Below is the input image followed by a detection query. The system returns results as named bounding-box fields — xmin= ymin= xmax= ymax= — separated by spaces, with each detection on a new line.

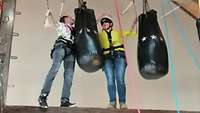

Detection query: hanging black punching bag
xmin=196 ymin=18 xmax=200 ymax=41
xmin=137 ymin=0 xmax=168 ymax=79
xmin=74 ymin=2 xmax=102 ymax=73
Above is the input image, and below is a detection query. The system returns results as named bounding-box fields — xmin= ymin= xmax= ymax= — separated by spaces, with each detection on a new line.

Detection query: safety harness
xmin=103 ymin=29 xmax=125 ymax=59
xmin=50 ymin=28 xmax=76 ymax=59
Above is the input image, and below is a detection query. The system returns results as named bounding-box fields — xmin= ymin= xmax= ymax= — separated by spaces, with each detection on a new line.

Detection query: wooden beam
xmin=192 ymin=0 xmax=198 ymax=3
xmin=171 ymin=0 xmax=199 ymax=19
xmin=4 ymin=106 xmax=200 ymax=113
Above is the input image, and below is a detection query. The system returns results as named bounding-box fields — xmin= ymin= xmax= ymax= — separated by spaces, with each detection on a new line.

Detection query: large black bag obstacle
xmin=74 ymin=2 xmax=102 ymax=72
xmin=137 ymin=0 xmax=168 ymax=79
xmin=196 ymin=18 xmax=200 ymax=41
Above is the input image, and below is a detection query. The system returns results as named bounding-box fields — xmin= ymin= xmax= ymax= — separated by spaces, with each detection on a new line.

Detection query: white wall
xmin=6 ymin=0 xmax=200 ymax=111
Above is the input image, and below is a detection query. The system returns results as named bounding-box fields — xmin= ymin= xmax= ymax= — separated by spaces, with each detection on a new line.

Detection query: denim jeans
xmin=40 ymin=43 xmax=75 ymax=102
xmin=103 ymin=53 xmax=127 ymax=103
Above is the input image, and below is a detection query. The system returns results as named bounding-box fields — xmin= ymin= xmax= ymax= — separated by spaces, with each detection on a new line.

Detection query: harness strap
xmin=103 ymin=45 xmax=124 ymax=52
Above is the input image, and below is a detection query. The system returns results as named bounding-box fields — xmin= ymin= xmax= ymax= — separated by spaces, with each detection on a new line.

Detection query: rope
xmin=46 ymin=0 xmax=50 ymax=10
xmin=78 ymin=0 xmax=84 ymax=8
xmin=121 ymin=0 xmax=138 ymax=32
xmin=113 ymin=0 xmax=141 ymax=112
xmin=59 ymin=0 xmax=65 ymax=17
xmin=132 ymin=0 xmax=138 ymax=33
xmin=160 ymin=0 xmax=181 ymax=113
xmin=44 ymin=0 xmax=57 ymax=28
xmin=113 ymin=0 xmax=127 ymax=62
xmin=44 ymin=0 xmax=51 ymax=27
xmin=159 ymin=5 xmax=180 ymax=20
xmin=121 ymin=0 xmax=133 ymax=15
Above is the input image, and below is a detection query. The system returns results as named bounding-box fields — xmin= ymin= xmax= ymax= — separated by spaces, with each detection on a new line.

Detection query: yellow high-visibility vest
xmin=99 ymin=29 xmax=137 ymax=55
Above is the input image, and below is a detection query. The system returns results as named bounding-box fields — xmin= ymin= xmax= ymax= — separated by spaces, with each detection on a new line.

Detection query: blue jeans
xmin=103 ymin=54 xmax=127 ymax=103
xmin=40 ymin=43 xmax=75 ymax=101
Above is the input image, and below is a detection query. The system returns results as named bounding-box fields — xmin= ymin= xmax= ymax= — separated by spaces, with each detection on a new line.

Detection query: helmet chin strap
xmin=108 ymin=26 xmax=113 ymax=30
xmin=106 ymin=23 xmax=113 ymax=30
xmin=103 ymin=26 xmax=112 ymax=31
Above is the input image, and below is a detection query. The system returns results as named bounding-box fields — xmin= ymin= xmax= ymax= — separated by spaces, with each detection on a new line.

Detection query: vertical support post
xmin=0 ymin=0 xmax=16 ymax=112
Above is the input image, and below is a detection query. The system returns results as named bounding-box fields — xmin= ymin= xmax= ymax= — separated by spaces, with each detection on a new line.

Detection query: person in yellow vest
xmin=99 ymin=16 xmax=137 ymax=109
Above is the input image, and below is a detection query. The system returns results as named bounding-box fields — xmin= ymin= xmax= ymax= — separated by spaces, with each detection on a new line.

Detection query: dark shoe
xmin=60 ymin=99 xmax=76 ymax=107
xmin=38 ymin=94 xmax=48 ymax=109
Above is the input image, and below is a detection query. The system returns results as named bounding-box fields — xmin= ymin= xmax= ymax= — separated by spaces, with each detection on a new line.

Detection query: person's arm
xmin=123 ymin=31 xmax=137 ymax=38
xmin=56 ymin=22 xmax=66 ymax=37
xmin=123 ymin=17 xmax=138 ymax=38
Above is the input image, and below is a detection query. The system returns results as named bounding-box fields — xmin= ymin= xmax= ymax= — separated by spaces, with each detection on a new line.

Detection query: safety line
xmin=160 ymin=0 xmax=181 ymax=113
xmin=113 ymin=0 xmax=141 ymax=112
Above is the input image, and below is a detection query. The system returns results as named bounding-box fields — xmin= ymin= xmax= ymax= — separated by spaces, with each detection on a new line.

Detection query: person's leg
xmin=60 ymin=48 xmax=75 ymax=107
xmin=38 ymin=48 xmax=65 ymax=108
xmin=103 ymin=59 xmax=116 ymax=108
xmin=114 ymin=57 xmax=127 ymax=109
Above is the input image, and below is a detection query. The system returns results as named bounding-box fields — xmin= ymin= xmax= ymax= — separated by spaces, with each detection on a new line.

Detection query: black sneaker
xmin=60 ymin=100 xmax=76 ymax=107
xmin=38 ymin=94 xmax=48 ymax=109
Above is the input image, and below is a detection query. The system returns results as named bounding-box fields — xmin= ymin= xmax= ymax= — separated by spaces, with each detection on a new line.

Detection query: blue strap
xmin=160 ymin=1 xmax=181 ymax=113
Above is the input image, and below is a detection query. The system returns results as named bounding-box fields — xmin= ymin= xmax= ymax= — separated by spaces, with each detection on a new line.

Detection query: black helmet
xmin=100 ymin=17 xmax=113 ymax=25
